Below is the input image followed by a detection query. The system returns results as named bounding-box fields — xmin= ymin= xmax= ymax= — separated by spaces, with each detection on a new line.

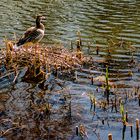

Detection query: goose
xmin=14 ymin=15 xmax=45 ymax=49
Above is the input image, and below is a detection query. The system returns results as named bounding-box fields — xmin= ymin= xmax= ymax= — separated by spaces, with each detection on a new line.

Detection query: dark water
xmin=0 ymin=0 xmax=140 ymax=140
xmin=0 ymin=0 xmax=140 ymax=45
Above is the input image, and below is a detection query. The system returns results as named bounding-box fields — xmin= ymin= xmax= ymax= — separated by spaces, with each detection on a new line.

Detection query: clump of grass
xmin=0 ymin=41 xmax=91 ymax=83
xmin=120 ymin=101 xmax=133 ymax=140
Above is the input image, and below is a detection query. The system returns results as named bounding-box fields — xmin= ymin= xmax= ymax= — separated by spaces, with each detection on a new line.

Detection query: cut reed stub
xmin=108 ymin=133 xmax=113 ymax=140
xmin=136 ymin=119 xmax=139 ymax=140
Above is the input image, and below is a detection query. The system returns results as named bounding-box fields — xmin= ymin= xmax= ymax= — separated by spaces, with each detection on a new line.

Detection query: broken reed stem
xmin=76 ymin=126 xmax=79 ymax=136
xmin=138 ymin=94 xmax=140 ymax=106
xmin=87 ymin=42 xmax=90 ymax=54
xmin=91 ymin=77 xmax=94 ymax=85
xmin=130 ymin=125 xmax=133 ymax=137
xmin=105 ymin=66 xmax=110 ymax=105
xmin=108 ymin=133 xmax=112 ymax=140
xmin=1 ymin=127 xmax=18 ymax=136
xmin=126 ymin=111 xmax=128 ymax=122
xmin=96 ymin=46 xmax=99 ymax=55
xmin=13 ymin=71 xmax=19 ymax=83
xmin=76 ymin=40 xmax=81 ymax=52
xmin=122 ymin=124 xmax=126 ymax=140
xmin=136 ymin=119 xmax=139 ymax=140
xmin=115 ymin=95 xmax=118 ymax=112
xmin=75 ymin=71 xmax=78 ymax=81
xmin=93 ymin=100 xmax=96 ymax=112
xmin=70 ymin=41 xmax=73 ymax=51
xmin=68 ymin=101 xmax=72 ymax=119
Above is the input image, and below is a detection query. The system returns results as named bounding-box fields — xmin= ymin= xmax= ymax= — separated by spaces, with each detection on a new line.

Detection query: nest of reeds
xmin=0 ymin=40 xmax=91 ymax=83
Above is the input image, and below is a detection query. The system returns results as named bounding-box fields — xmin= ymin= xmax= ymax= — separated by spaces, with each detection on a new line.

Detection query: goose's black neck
xmin=35 ymin=16 xmax=45 ymax=30
xmin=36 ymin=17 xmax=41 ymax=28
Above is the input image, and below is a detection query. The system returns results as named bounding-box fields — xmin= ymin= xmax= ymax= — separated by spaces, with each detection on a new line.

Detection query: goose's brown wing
xmin=24 ymin=27 xmax=35 ymax=37
xmin=16 ymin=27 xmax=43 ymax=46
